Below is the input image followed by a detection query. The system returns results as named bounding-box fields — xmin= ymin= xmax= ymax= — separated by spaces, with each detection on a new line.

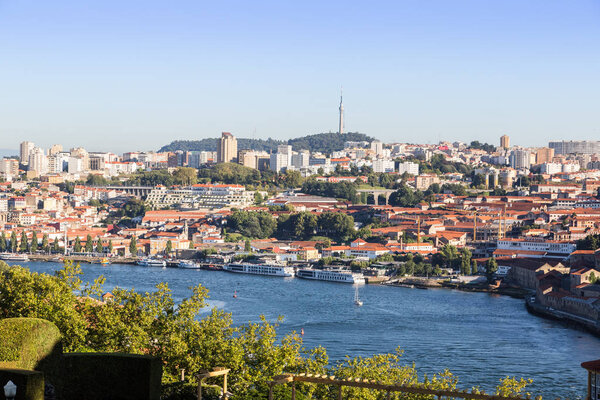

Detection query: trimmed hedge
xmin=0 ymin=318 xmax=62 ymax=371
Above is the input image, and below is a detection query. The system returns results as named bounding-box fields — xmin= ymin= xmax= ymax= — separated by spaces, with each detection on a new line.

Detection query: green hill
xmin=158 ymin=132 xmax=374 ymax=154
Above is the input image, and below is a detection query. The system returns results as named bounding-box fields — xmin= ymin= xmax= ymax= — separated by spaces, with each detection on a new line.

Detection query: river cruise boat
xmin=0 ymin=253 xmax=29 ymax=262
xmin=295 ymin=268 xmax=365 ymax=284
xmin=223 ymin=262 xmax=294 ymax=277
xmin=137 ymin=258 xmax=167 ymax=267
xmin=178 ymin=260 xmax=201 ymax=269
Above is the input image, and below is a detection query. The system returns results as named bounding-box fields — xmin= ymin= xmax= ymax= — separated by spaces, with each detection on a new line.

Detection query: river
xmin=7 ymin=260 xmax=600 ymax=399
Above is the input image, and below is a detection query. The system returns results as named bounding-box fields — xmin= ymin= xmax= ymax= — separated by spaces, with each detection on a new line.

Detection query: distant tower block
xmin=500 ymin=134 xmax=510 ymax=149
xmin=217 ymin=132 xmax=238 ymax=163
xmin=338 ymin=89 xmax=344 ymax=135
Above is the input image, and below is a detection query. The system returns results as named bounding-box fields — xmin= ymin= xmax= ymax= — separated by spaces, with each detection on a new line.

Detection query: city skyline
xmin=1 ymin=1 xmax=599 ymax=152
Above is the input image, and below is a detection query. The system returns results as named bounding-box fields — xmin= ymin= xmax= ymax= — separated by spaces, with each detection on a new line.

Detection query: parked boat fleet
xmin=1 ymin=252 xmax=365 ymax=285
xmin=138 ymin=258 xmax=365 ymax=284
xmin=217 ymin=261 xmax=364 ymax=284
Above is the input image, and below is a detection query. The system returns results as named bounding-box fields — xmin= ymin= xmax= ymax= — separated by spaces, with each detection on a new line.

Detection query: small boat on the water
xmin=50 ymin=257 xmax=63 ymax=263
xmin=100 ymin=258 xmax=110 ymax=266
xmin=354 ymin=285 xmax=363 ymax=306
xmin=0 ymin=253 xmax=29 ymax=262
xmin=137 ymin=258 xmax=167 ymax=267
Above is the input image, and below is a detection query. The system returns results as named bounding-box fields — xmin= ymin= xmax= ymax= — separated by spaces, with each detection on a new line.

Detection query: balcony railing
xmin=268 ymin=373 xmax=540 ymax=400
xmin=197 ymin=367 xmax=231 ymax=400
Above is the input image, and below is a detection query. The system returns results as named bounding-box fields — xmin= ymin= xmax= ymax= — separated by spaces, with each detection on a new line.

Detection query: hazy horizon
xmin=1 ymin=0 xmax=599 ymax=152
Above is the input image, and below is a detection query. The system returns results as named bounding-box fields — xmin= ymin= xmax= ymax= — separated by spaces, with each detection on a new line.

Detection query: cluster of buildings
xmin=6 ymin=132 xmax=600 ymax=326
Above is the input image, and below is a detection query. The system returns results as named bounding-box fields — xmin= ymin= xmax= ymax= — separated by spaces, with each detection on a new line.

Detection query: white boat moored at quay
xmin=178 ymin=260 xmax=201 ymax=269
xmin=0 ymin=253 xmax=29 ymax=262
xmin=295 ymin=268 xmax=365 ymax=284
xmin=137 ymin=258 xmax=167 ymax=267
xmin=223 ymin=262 xmax=294 ymax=277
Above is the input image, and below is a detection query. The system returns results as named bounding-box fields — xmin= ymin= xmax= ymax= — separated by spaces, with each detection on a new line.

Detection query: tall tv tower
xmin=338 ymin=88 xmax=344 ymax=135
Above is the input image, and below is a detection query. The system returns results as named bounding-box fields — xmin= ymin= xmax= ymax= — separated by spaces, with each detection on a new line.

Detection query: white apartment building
xmin=509 ymin=149 xmax=531 ymax=169
xmin=270 ymin=146 xmax=293 ymax=172
xmin=48 ymin=153 xmax=69 ymax=173
xmin=105 ymin=161 xmax=142 ymax=176
xmin=28 ymin=147 xmax=48 ymax=175
xmin=562 ymin=163 xmax=581 ymax=173
xmin=371 ymin=141 xmax=384 ymax=157
xmin=0 ymin=158 xmax=19 ymax=178
xmin=397 ymin=162 xmax=419 ymax=175
xmin=291 ymin=150 xmax=310 ymax=168
xmin=372 ymin=159 xmax=395 ymax=173
xmin=540 ymin=162 xmax=562 ymax=175
xmin=146 ymin=184 xmax=254 ymax=209
xmin=68 ymin=157 xmax=84 ymax=174
xmin=48 ymin=144 xmax=63 ymax=156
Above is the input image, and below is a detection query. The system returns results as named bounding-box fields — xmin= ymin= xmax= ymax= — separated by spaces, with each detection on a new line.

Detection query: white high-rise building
xmin=48 ymin=153 xmax=68 ymax=173
xmin=509 ymin=149 xmax=531 ymax=170
xmin=271 ymin=145 xmax=293 ymax=172
xmin=0 ymin=158 xmax=19 ymax=178
xmin=397 ymin=162 xmax=420 ymax=176
xmin=371 ymin=141 xmax=384 ymax=156
xmin=48 ymin=144 xmax=63 ymax=156
xmin=68 ymin=157 xmax=84 ymax=174
xmin=70 ymin=147 xmax=90 ymax=171
xmin=217 ymin=132 xmax=237 ymax=163
xmin=372 ymin=159 xmax=395 ymax=173
xmin=270 ymin=153 xmax=290 ymax=172
xmin=291 ymin=150 xmax=310 ymax=168
xmin=28 ymin=147 xmax=48 ymax=174
xmin=20 ymin=141 xmax=35 ymax=165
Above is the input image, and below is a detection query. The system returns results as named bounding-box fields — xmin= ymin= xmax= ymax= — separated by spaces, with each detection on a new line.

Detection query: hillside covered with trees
xmin=159 ymin=132 xmax=374 ymax=155
xmin=159 ymin=137 xmax=283 ymax=153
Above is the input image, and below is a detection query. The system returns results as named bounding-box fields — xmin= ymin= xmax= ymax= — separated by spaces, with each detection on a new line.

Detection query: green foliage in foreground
xmin=0 ymin=261 xmax=532 ymax=399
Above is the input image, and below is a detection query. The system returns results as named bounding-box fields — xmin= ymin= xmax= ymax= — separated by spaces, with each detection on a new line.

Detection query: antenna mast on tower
xmin=338 ymin=87 xmax=344 ymax=135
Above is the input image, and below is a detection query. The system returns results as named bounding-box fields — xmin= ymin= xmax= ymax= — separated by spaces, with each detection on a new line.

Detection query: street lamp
xmin=3 ymin=380 xmax=16 ymax=400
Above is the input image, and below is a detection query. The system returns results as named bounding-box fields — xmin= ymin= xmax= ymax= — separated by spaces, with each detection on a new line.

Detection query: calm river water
xmin=8 ymin=261 xmax=600 ymax=399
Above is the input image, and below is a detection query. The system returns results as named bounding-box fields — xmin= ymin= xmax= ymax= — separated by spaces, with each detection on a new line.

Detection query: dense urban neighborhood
xmin=3 ymin=133 xmax=600 ymax=331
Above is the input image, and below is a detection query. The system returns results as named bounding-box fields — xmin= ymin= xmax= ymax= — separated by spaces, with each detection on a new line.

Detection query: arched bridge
xmin=356 ymin=189 xmax=395 ymax=205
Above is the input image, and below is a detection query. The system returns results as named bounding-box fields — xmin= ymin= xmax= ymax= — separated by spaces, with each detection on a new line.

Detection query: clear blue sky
xmin=0 ymin=0 xmax=599 ymax=152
